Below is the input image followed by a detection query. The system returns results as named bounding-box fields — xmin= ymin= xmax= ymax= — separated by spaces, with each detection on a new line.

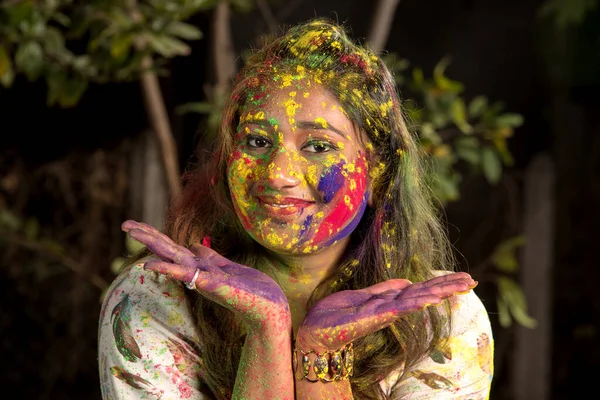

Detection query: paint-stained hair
xmin=164 ymin=18 xmax=455 ymax=399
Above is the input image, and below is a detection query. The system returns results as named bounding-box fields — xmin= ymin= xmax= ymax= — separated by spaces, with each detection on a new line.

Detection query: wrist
xmin=292 ymin=341 xmax=354 ymax=383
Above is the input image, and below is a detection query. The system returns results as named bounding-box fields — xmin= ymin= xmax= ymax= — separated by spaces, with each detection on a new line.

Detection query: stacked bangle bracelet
xmin=293 ymin=343 xmax=354 ymax=382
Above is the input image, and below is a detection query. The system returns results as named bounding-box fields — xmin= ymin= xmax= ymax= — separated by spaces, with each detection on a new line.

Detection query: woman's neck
xmin=259 ymin=237 xmax=350 ymax=335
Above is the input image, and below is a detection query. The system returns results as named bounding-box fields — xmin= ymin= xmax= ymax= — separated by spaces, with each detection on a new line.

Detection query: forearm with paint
xmin=233 ymin=314 xmax=294 ymax=400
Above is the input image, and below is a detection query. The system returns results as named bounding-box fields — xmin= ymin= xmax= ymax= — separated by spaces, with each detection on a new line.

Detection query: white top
xmin=98 ymin=261 xmax=494 ymax=399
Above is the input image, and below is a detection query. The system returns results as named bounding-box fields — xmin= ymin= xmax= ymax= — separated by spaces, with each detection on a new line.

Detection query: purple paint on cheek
xmin=298 ymin=214 xmax=313 ymax=239
xmin=317 ymin=162 xmax=345 ymax=203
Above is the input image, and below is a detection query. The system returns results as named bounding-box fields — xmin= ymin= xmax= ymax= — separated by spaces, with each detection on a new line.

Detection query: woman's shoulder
xmin=380 ymin=271 xmax=495 ymax=397
xmin=99 ymin=256 xmax=198 ymax=340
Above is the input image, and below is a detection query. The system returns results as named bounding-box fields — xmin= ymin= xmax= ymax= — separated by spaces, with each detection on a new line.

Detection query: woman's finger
xmin=377 ymin=293 xmax=443 ymax=316
xmin=143 ymin=259 xmax=199 ymax=283
xmin=128 ymin=228 xmax=195 ymax=265
xmin=360 ymin=279 xmax=413 ymax=295
xmin=122 ymin=220 xmax=177 ymax=247
xmin=419 ymin=272 xmax=474 ymax=288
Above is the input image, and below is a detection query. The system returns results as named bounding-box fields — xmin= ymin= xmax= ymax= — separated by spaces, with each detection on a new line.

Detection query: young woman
xmin=98 ymin=19 xmax=494 ymax=399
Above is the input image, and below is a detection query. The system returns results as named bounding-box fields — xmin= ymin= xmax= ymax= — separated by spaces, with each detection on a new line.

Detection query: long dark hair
xmin=161 ymin=18 xmax=455 ymax=399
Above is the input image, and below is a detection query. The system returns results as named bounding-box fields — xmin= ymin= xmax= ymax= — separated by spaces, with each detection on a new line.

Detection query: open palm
xmin=298 ymin=273 xmax=476 ymax=351
xmin=122 ymin=220 xmax=290 ymax=327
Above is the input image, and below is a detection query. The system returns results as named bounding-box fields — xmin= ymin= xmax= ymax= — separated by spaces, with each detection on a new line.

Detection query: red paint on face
xmin=312 ymin=156 xmax=368 ymax=244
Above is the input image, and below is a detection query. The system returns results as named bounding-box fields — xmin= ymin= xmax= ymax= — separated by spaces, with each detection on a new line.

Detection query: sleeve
xmin=98 ymin=260 xmax=212 ymax=400
xmin=383 ymin=289 xmax=495 ymax=400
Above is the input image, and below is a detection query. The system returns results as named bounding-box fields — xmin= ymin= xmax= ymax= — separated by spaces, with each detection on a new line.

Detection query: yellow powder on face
xmin=337 ymin=142 xmax=344 ymax=149
xmin=344 ymin=195 xmax=353 ymax=210
xmin=303 ymin=92 xmax=310 ymax=98
xmin=283 ymin=98 xmax=300 ymax=127
xmin=314 ymin=117 xmax=328 ymax=128
xmin=345 ymin=163 xmax=355 ymax=173
xmin=266 ymin=232 xmax=284 ymax=246
xmin=254 ymin=111 xmax=265 ymax=120
xmin=366 ymin=142 xmax=374 ymax=152
xmin=306 ymin=165 xmax=318 ymax=186
xmin=331 ymin=41 xmax=342 ymax=50
xmin=350 ymin=179 xmax=356 ymax=190
xmin=289 ymin=91 xmax=297 ymax=98
xmin=321 ymin=101 xmax=326 ymax=108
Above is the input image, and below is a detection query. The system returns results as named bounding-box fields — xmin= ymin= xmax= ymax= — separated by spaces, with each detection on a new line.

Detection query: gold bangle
xmin=293 ymin=343 xmax=354 ymax=382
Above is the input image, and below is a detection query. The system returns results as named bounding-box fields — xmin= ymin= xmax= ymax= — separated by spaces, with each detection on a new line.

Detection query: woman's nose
xmin=263 ymin=148 xmax=303 ymax=190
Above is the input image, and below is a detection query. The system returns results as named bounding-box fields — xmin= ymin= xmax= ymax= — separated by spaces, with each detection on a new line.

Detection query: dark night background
xmin=1 ymin=0 xmax=598 ymax=399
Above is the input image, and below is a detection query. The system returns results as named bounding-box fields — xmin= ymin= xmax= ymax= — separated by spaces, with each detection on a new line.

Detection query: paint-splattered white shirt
xmin=98 ymin=261 xmax=494 ymax=399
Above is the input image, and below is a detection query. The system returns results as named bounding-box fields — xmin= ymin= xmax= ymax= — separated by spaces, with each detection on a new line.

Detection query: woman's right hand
xmin=122 ymin=220 xmax=291 ymax=331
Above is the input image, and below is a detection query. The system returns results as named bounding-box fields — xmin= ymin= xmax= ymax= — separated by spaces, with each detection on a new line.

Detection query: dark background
xmin=1 ymin=0 xmax=598 ymax=399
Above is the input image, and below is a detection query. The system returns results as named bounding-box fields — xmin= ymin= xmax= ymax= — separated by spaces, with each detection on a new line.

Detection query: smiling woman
xmin=98 ymin=18 xmax=494 ymax=400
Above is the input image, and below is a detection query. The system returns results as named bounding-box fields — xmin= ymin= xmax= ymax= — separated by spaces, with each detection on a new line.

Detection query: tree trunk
xmin=512 ymin=153 xmax=554 ymax=400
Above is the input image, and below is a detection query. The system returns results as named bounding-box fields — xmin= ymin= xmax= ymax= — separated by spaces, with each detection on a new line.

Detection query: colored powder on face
xmin=298 ymin=214 xmax=313 ymax=240
xmin=317 ymin=161 xmax=345 ymax=203
xmin=319 ymin=194 xmax=368 ymax=247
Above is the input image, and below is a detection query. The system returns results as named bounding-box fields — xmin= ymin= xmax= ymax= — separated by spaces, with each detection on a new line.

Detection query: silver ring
xmin=185 ymin=268 xmax=200 ymax=291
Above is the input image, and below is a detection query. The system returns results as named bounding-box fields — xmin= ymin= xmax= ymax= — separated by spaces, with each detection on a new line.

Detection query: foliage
xmin=382 ymin=54 xmax=523 ymax=204
xmin=0 ymin=0 xmax=212 ymax=107
xmin=539 ymin=0 xmax=598 ymax=28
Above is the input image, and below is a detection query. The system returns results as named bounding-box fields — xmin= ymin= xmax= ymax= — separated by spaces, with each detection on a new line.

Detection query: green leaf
xmin=412 ymin=67 xmax=424 ymax=88
xmin=495 ymin=113 xmax=524 ymax=128
xmin=481 ymin=147 xmax=502 ymax=184
xmin=433 ymin=57 xmax=463 ymax=94
xmin=455 ymin=136 xmax=481 ymax=165
xmin=165 ymin=21 xmax=203 ymax=40
xmin=496 ymin=295 xmax=512 ymax=328
xmin=0 ymin=45 xmax=12 ymax=78
xmin=59 ymin=76 xmax=88 ymax=108
xmin=0 ymin=209 xmax=22 ymax=231
xmin=15 ymin=41 xmax=44 ymax=81
xmin=491 ymin=235 xmax=527 ymax=273
xmin=468 ymin=96 xmax=488 ymax=118
xmin=0 ymin=68 xmax=15 ymax=88
xmin=450 ymin=98 xmax=472 ymax=133
xmin=23 ymin=217 xmax=40 ymax=240
xmin=110 ymin=35 xmax=133 ymax=61
xmin=149 ymin=35 xmax=191 ymax=57
xmin=497 ymin=276 xmax=537 ymax=329
xmin=44 ymin=27 xmax=66 ymax=54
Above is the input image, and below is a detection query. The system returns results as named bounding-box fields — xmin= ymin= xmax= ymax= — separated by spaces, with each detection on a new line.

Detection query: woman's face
xmin=227 ymin=80 xmax=371 ymax=255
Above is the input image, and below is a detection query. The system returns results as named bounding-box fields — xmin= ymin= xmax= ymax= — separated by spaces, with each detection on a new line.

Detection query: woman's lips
xmin=256 ymin=196 xmax=315 ymax=216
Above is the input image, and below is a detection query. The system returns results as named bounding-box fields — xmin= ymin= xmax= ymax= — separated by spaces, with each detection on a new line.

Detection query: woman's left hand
xmin=296 ymin=273 xmax=476 ymax=351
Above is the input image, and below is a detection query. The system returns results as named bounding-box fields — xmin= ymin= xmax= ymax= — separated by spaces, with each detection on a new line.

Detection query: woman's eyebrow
xmin=295 ymin=120 xmax=345 ymax=138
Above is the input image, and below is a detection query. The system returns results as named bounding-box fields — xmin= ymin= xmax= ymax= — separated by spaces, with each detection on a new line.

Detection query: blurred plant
xmin=383 ymin=54 xmax=523 ymax=204
xmin=0 ymin=0 xmax=212 ymax=106
xmin=539 ymin=0 xmax=597 ymax=28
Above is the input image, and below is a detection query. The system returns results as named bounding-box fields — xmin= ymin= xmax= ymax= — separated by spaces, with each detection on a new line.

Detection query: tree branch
xmin=2 ymin=233 xmax=109 ymax=290
xmin=367 ymin=0 xmax=401 ymax=53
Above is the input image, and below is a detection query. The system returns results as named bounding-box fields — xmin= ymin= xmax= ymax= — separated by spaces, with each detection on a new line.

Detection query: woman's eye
xmin=246 ymin=135 xmax=272 ymax=148
xmin=303 ymin=141 xmax=336 ymax=153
